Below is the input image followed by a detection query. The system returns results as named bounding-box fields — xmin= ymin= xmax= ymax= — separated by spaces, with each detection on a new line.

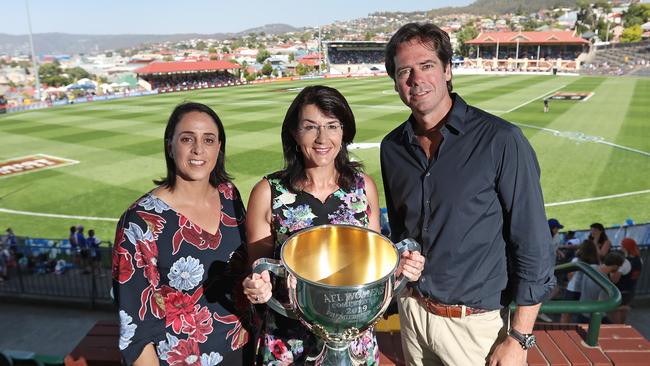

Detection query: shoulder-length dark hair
xmin=278 ymin=85 xmax=362 ymax=192
xmin=154 ymin=102 xmax=231 ymax=189
xmin=588 ymin=222 xmax=609 ymax=245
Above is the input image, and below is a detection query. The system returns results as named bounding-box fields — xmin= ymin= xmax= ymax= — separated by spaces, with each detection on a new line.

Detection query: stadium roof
xmin=134 ymin=61 xmax=240 ymax=75
xmin=466 ymin=31 xmax=589 ymax=45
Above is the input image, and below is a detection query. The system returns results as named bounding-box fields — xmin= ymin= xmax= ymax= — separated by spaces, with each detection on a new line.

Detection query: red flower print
xmin=131 ymin=227 xmax=159 ymax=289
xmin=167 ymin=338 xmax=202 ymax=366
xmin=221 ymin=211 xmax=239 ymax=227
xmin=269 ymin=338 xmax=289 ymax=360
xmin=214 ymin=311 xmax=249 ymax=350
xmin=218 ymin=182 xmax=236 ymax=200
xmin=111 ymin=228 xmax=134 ymax=284
xmin=172 ymin=214 xmax=208 ymax=254
xmin=164 ymin=287 xmax=204 ymax=334
xmin=181 ymin=305 xmax=213 ymax=343
xmin=137 ymin=211 xmax=166 ymax=240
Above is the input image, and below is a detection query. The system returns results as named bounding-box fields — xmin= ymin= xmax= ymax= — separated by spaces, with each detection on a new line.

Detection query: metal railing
xmin=512 ymin=261 xmax=622 ymax=346
xmin=0 ymin=242 xmax=114 ymax=308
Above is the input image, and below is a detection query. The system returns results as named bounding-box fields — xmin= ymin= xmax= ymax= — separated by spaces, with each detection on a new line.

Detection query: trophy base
xmin=306 ymin=341 xmax=366 ymax=366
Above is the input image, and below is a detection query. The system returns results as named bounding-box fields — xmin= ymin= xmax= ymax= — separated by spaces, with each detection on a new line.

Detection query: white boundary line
xmin=502 ymin=84 xmax=567 ymax=114
xmin=0 ymin=207 xmax=119 ymax=222
xmin=545 ymin=189 xmax=650 ymax=207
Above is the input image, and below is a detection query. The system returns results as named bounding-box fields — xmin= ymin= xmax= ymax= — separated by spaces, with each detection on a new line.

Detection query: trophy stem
xmin=308 ymin=341 xmax=366 ymax=366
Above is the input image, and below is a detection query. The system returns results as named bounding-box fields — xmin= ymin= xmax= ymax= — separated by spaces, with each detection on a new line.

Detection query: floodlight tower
xmin=25 ymin=0 xmax=42 ymax=101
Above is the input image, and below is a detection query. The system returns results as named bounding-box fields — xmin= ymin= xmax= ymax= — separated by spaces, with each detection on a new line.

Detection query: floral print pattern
xmin=112 ymin=184 xmax=249 ymax=365
xmin=168 ymin=256 xmax=204 ymax=291
xmin=258 ymin=172 xmax=378 ymax=365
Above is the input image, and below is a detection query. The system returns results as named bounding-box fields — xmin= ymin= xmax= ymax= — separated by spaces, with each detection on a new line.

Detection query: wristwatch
xmin=508 ymin=328 xmax=536 ymax=350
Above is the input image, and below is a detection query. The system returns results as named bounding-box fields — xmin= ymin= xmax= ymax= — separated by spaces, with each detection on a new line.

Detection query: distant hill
xmin=0 ymin=23 xmax=302 ymax=56
xmin=373 ymin=0 xmax=577 ymax=17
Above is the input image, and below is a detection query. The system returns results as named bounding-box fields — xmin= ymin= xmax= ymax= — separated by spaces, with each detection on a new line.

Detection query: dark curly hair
xmin=277 ymin=85 xmax=362 ymax=192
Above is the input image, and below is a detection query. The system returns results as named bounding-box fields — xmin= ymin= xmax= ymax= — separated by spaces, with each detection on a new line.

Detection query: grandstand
xmin=134 ymin=60 xmax=241 ymax=92
xmin=324 ymin=41 xmax=387 ymax=75
xmin=464 ymin=31 xmax=590 ymax=72
xmin=581 ymin=40 xmax=650 ymax=77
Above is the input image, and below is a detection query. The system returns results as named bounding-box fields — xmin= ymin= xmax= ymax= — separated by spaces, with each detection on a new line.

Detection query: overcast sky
xmin=2 ymin=0 xmax=474 ymax=35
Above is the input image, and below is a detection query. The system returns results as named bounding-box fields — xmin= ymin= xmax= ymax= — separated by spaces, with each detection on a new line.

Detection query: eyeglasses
xmin=297 ymin=123 xmax=344 ymax=136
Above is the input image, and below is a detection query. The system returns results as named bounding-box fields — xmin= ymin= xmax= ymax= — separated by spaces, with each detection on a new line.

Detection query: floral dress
xmin=257 ymin=172 xmax=379 ymax=365
xmin=112 ymin=183 xmax=251 ymax=365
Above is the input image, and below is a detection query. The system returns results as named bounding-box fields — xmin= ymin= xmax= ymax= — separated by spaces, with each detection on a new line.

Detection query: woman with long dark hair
xmin=112 ymin=102 xmax=250 ymax=365
xmin=589 ymin=222 xmax=611 ymax=260
xmin=242 ymin=85 xmax=424 ymax=365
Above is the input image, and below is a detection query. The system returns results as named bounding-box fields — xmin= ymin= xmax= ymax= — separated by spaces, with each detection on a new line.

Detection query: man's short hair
xmin=385 ymin=22 xmax=453 ymax=93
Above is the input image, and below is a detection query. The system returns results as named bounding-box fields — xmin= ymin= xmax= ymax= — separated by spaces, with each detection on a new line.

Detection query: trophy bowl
xmin=253 ymin=224 xmax=419 ymax=366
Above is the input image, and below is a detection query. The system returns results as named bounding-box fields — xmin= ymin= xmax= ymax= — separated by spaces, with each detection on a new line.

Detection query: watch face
xmin=523 ymin=335 xmax=536 ymax=349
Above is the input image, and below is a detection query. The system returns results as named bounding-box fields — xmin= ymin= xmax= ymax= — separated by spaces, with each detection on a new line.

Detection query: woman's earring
xmin=295 ymin=145 xmax=301 ymax=153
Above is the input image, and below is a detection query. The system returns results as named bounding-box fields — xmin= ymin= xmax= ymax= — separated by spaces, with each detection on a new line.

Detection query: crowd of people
xmin=143 ymin=72 xmax=238 ymax=91
xmin=548 ymin=219 xmax=644 ymax=325
xmin=327 ymin=49 xmax=385 ymax=64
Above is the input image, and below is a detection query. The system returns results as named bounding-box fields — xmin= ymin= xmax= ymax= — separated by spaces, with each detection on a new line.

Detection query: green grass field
xmin=1 ymin=74 xmax=649 ymax=242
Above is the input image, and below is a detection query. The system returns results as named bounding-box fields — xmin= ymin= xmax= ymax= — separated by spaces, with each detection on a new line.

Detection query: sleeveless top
xmin=256 ymin=171 xmax=379 ymax=365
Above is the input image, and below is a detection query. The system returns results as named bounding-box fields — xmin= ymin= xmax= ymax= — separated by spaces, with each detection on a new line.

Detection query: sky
xmin=1 ymin=0 xmax=474 ymax=35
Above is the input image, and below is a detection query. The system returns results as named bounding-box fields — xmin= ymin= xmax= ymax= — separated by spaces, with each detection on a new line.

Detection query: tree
xmin=221 ymin=45 xmax=230 ymax=53
xmin=256 ymin=48 xmax=271 ymax=64
xmin=105 ymin=51 xmax=113 ymax=57
xmin=163 ymin=55 xmax=174 ymax=62
xmin=364 ymin=32 xmax=375 ymax=41
xmin=208 ymin=46 xmax=217 ymax=54
xmin=288 ymin=52 xmax=295 ymax=62
xmin=66 ymin=67 xmax=91 ymax=82
xmin=620 ymin=25 xmax=643 ymax=43
xmin=623 ymin=3 xmax=650 ymax=27
xmin=39 ymin=61 xmax=68 ymax=87
xmin=456 ymin=25 xmax=479 ymax=57
xmin=261 ymin=62 xmax=273 ymax=76
xmin=296 ymin=63 xmax=311 ymax=76
xmin=196 ymin=41 xmax=207 ymax=50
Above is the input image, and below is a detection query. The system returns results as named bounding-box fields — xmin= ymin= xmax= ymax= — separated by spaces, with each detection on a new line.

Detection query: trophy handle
xmin=252 ymin=258 xmax=296 ymax=319
xmin=393 ymin=238 xmax=421 ymax=295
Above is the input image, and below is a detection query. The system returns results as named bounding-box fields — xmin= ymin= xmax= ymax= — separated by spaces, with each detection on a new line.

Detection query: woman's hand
xmin=243 ymin=270 xmax=272 ymax=304
xmin=396 ymin=251 xmax=425 ymax=282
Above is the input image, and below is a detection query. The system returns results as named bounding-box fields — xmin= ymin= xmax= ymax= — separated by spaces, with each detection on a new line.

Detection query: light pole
xmin=25 ymin=0 xmax=41 ymax=101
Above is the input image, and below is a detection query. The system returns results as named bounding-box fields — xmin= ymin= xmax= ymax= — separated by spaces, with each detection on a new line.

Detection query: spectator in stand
xmin=5 ymin=228 xmax=17 ymax=254
xmin=68 ymin=225 xmax=79 ymax=266
xmin=86 ymin=229 xmax=101 ymax=272
xmin=560 ymin=240 xmax=599 ymax=323
xmin=589 ymin=222 xmax=611 ymax=261
xmin=0 ymin=235 xmax=10 ymax=281
xmin=578 ymin=252 xmax=624 ymax=323
xmin=559 ymin=230 xmax=581 ymax=262
xmin=76 ymin=225 xmax=89 ymax=274
xmin=608 ymin=238 xmax=644 ymax=323
xmin=548 ymin=218 xmax=564 ymax=262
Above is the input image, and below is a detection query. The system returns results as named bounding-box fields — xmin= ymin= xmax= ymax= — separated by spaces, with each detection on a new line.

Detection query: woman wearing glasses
xmin=242 ymin=85 xmax=424 ymax=365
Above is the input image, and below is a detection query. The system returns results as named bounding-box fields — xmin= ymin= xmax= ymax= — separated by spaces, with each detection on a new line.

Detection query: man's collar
xmin=400 ymin=93 xmax=467 ymax=140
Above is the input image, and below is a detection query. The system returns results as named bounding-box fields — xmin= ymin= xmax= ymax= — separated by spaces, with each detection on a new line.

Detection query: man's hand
xmin=396 ymin=250 xmax=425 ymax=281
xmin=488 ymin=335 xmax=526 ymax=366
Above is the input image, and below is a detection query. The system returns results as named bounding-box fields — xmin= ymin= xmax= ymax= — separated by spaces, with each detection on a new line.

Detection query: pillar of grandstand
xmin=324 ymin=41 xmax=387 ymax=75
xmin=134 ymin=60 xmax=241 ymax=93
xmin=464 ymin=31 xmax=589 ymax=72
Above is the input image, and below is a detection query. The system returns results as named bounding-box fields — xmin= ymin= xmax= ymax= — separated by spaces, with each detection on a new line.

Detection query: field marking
xmin=502 ymin=84 xmax=567 ymax=114
xmin=545 ymin=189 xmax=650 ymax=207
xmin=0 ymin=154 xmax=80 ymax=180
xmin=515 ymin=122 xmax=650 ymax=157
xmin=0 ymin=207 xmax=119 ymax=222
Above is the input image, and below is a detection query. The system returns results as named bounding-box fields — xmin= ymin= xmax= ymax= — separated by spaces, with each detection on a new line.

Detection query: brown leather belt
xmin=412 ymin=291 xmax=489 ymax=318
